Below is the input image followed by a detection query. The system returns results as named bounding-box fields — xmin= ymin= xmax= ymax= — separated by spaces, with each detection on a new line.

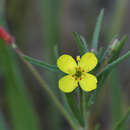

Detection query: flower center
xmin=75 ymin=70 xmax=82 ymax=78
xmin=72 ymin=56 xmax=85 ymax=80
xmin=72 ymin=67 xmax=85 ymax=80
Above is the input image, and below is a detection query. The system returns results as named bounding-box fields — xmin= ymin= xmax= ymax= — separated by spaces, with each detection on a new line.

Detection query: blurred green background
xmin=0 ymin=0 xmax=129 ymax=130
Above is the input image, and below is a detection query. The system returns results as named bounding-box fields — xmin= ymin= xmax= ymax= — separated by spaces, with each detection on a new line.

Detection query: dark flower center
xmin=75 ymin=70 xmax=82 ymax=78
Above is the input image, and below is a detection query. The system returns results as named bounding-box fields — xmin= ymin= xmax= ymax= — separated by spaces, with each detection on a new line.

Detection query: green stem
xmin=65 ymin=93 xmax=85 ymax=127
xmin=82 ymin=92 xmax=88 ymax=130
xmin=80 ymin=88 xmax=83 ymax=117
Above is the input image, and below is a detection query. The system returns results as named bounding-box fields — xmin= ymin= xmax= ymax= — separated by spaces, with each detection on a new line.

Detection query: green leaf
xmin=109 ymin=69 xmax=124 ymax=129
xmin=73 ymin=32 xmax=86 ymax=54
xmin=65 ymin=93 xmax=85 ymax=127
xmin=91 ymin=9 xmax=104 ymax=49
xmin=114 ymin=108 xmax=130 ymax=130
xmin=54 ymin=44 xmax=60 ymax=59
xmin=23 ymin=55 xmax=61 ymax=73
xmin=80 ymin=35 xmax=89 ymax=52
xmin=97 ymin=51 xmax=130 ymax=78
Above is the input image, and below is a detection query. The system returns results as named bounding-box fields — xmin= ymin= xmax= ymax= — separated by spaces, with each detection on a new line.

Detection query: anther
xmin=76 ymin=56 xmax=80 ymax=62
xmin=82 ymin=70 xmax=85 ymax=72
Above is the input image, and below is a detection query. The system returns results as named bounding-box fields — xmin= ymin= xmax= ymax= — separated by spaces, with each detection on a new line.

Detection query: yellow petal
xmin=57 ymin=54 xmax=77 ymax=74
xmin=79 ymin=52 xmax=98 ymax=72
xmin=59 ymin=75 xmax=78 ymax=93
xmin=79 ymin=73 xmax=97 ymax=92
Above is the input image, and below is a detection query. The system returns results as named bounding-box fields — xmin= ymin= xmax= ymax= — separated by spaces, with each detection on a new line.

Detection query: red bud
xmin=0 ymin=26 xmax=15 ymax=45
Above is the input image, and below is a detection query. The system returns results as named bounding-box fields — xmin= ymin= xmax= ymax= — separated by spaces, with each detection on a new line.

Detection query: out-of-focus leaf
xmin=110 ymin=70 xmax=123 ymax=129
xmin=114 ymin=108 xmax=130 ymax=130
xmin=40 ymin=0 xmax=62 ymax=129
xmin=0 ymin=112 xmax=8 ymax=130
xmin=94 ymin=124 xmax=100 ymax=130
xmin=0 ymin=41 xmax=41 ymax=130
xmin=0 ymin=15 xmax=41 ymax=129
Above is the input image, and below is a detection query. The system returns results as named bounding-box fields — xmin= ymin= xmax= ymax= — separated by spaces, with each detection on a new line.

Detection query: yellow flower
xmin=57 ymin=52 xmax=98 ymax=93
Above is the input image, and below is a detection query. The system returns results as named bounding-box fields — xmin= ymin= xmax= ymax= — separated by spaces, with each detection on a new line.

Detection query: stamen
xmin=76 ymin=56 xmax=80 ymax=62
xmin=79 ymin=66 xmax=81 ymax=70
xmin=75 ymin=78 xmax=78 ymax=80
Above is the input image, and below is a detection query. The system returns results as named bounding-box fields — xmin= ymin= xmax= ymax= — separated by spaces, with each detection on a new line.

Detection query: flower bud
xmin=0 ymin=26 xmax=15 ymax=45
xmin=109 ymin=38 xmax=120 ymax=52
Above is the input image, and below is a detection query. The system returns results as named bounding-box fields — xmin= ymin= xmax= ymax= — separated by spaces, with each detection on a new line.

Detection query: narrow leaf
xmin=23 ymin=55 xmax=61 ymax=73
xmin=80 ymin=35 xmax=89 ymax=52
xmin=97 ymin=51 xmax=130 ymax=78
xmin=110 ymin=69 xmax=124 ymax=129
xmin=91 ymin=9 xmax=104 ymax=49
xmin=114 ymin=108 xmax=130 ymax=130
xmin=65 ymin=93 xmax=85 ymax=127
xmin=73 ymin=32 xmax=86 ymax=54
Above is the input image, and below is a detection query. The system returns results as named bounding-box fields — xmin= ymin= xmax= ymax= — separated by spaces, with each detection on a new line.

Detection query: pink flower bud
xmin=0 ymin=26 xmax=15 ymax=45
